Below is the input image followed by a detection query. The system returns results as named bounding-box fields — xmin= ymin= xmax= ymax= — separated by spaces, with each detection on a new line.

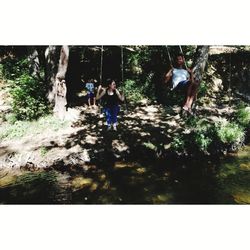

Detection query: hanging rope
xmin=121 ymin=46 xmax=124 ymax=83
xmin=120 ymin=46 xmax=128 ymax=112
xmin=166 ymin=45 xmax=173 ymax=68
xmin=179 ymin=45 xmax=188 ymax=69
xmin=98 ymin=46 xmax=104 ymax=116
xmin=229 ymin=52 xmax=232 ymax=107
xmin=100 ymin=45 xmax=103 ymax=83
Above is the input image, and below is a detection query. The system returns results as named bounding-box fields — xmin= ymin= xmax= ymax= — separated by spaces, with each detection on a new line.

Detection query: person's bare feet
xmin=182 ymin=105 xmax=189 ymax=111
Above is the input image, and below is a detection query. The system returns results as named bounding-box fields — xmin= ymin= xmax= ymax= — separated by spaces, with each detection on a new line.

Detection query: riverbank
xmin=0 ymin=143 xmax=249 ymax=204
xmin=0 ymin=92 xmax=249 ymax=170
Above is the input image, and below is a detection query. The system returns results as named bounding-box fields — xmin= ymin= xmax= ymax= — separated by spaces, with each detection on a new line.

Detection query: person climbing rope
xmin=96 ymin=79 xmax=124 ymax=131
xmin=165 ymin=53 xmax=197 ymax=114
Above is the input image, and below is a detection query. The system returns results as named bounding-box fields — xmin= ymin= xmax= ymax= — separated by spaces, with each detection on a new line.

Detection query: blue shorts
xmin=87 ymin=92 xmax=94 ymax=99
xmin=178 ymin=80 xmax=190 ymax=87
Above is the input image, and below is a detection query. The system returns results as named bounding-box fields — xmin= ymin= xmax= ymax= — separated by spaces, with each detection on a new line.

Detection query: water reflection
xmin=0 ymin=146 xmax=249 ymax=204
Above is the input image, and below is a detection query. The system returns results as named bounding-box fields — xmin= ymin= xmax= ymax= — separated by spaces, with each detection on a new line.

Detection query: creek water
xmin=0 ymin=145 xmax=249 ymax=204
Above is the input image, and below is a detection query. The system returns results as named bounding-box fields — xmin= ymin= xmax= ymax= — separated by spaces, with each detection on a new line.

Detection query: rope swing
xmin=121 ymin=46 xmax=124 ymax=83
xmin=100 ymin=45 xmax=104 ymax=84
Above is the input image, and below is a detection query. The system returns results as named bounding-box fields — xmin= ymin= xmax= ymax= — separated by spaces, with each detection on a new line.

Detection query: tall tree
xmin=53 ymin=46 xmax=70 ymax=119
xmin=45 ymin=46 xmax=61 ymax=103
xmin=192 ymin=46 xmax=210 ymax=83
xmin=28 ymin=46 xmax=44 ymax=82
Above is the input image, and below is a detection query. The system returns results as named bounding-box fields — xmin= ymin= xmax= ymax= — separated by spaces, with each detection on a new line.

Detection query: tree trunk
xmin=192 ymin=46 xmax=210 ymax=83
xmin=54 ymin=46 xmax=70 ymax=120
xmin=45 ymin=46 xmax=61 ymax=103
xmin=28 ymin=46 xmax=43 ymax=82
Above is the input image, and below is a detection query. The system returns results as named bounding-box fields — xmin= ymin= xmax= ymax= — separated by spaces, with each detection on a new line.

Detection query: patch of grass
xmin=0 ymin=115 xmax=69 ymax=141
xmin=143 ymin=142 xmax=157 ymax=151
xmin=5 ymin=113 xmax=18 ymax=125
xmin=215 ymin=120 xmax=245 ymax=149
xmin=40 ymin=146 xmax=49 ymax=157
xmin=193 ymin=132 xmax=212 ymax=153
xmin=235 ymin=106 xmax=250 ymax=128
xmin=171 ymin=136 xmax=186 ymax=153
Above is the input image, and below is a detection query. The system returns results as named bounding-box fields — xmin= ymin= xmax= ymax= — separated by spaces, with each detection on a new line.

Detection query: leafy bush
xmin=121 ymin=80 xmax=145 ymax=103
xmin=198 ymin=81 xmax=208 ymax=97
xmin=235 ymin=106 xmax=250 ymax=128
xmin=181 ymin=117 xmax=246 ymax=154
xmin=171 ymin=136 xmax=186 ymax=153
xmin=10 ymin=73 xmax=49 ymax=120
xmin=1 ymin=57 xmax=49 ymax=121
xmin=215 ymin=121 xmax=245 ymax=149
xmin=193 ymin=130 xmax=212 ymax=153
xmin=1 ymin=57 xmax=29 ymax=80
xmin=5 ymin=113 xmax=18 ymax=125
xmin=186 ymin=118 xmax=214 ymax=153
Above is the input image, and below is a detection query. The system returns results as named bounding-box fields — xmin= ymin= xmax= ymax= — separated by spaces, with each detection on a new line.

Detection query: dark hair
xmin=176 ymin=53 xmax=184 ymax=58
xmin=106 ymin=79 xmax=116 ymax=86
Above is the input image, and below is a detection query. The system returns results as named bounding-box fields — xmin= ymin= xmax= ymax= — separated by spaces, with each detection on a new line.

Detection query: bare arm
xmin=96 ymin=85 xmax=106 ymax=100
xmin=165 ymin=69 xmax=173 ymax=84
xmin=116 ymin=89 xmax=125 ymax=102
xmin=64 ymin=86 xmax=67 ymax=97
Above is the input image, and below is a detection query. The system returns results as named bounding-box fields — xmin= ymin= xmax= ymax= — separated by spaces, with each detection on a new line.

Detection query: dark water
xmin=0 ymin=146 xmax=250 ymax=204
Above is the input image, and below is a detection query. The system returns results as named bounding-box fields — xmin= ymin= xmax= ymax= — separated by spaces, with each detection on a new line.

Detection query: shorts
xmin=87 ymin=92 xmax=95 ymax=99
xmin=178 ymin=80 xmax=190 ymax=87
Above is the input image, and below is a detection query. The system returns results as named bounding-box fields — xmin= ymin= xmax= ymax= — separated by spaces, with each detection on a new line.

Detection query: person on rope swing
xmin=96 ymin=79 xmax=124 ymax=131
xmin=85 ymin=79 xmax=96 ymax=108
xmin=165 ymin=53 xmax=198 ymax=114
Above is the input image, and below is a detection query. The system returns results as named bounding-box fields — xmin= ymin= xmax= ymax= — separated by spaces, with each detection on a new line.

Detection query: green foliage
xmin=171 ymin=136 xmax=186 ymax=152
xmin=0 ymin=115 xmax=69 ymax=141
xmin=40 ymin=146 xmax=49 ymax=156
xmin=10 ymin=73 xmax=49 ymax=120
xmin=176 ymin=116 xmax=246 ymax=155
xmin=122 ymin=80 xmax=145 ymax=103
xmin=5 ymin=113 xmax=18 ymax=125
xmin=1 ymin=57 xmax=29 ymax=80
xmin=194 ymin=133 xmax=212 ymax=153
xmin=215 ymin=121 xmax=245 ymax=148
xmin=1 ymin=57 xmax=49 ymax=121
xmin=186 ymin=118 xmax=214 ymax=153
xmin=0 ymin=64 xmax=3 ymax=79
xmin=193 ymin=124 xmax=213 ymax=153
xmin=143 ymin=142 xmax=157 ymax=151
xmin=198 ymin=81 xmax=208 ymax=97
xmin=235 ymin=106 xmax=250 ymax=128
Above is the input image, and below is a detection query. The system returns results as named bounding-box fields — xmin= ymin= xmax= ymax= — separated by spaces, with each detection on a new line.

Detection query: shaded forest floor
xmin=0 ymin=88 xmax=241 ymax=170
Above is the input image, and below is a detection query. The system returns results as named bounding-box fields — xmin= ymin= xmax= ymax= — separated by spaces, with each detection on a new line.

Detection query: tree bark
xmin=54 ymin=46 xmax=70 ymax=119
xmin=28 ymin=46 xmax=43 ymax=82
xmin=192 ymin=46 xmax=210 ymax=83
xmin=45 ymin=46 xmax=61 ymax=103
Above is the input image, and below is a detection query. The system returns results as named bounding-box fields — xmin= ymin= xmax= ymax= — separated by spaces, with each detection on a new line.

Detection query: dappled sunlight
xmin=71 ymin=176 xmax=93 ymax=191
xmin=0 ymin=145 xmax=250 ymax=204
xmin=0 ymin=45 xmax=250 ymax=204
xmin=232 ymin=191 xmax=250 ymax=204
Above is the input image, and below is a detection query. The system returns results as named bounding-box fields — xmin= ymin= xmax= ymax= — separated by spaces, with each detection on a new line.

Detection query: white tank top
xmin=172 ymin=68 xmax=189 ymax=89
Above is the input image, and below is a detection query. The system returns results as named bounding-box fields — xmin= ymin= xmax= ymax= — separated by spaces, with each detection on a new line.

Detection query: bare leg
xmin=93 ymin=97 xmax=96 ymax=107
xmin=183 ymin=81 xmax=193 ymax=110
xmin=88 ymin=98 xmax=91 ymax=107
xmin=187 ymin=80 xmax=199 ymax=109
